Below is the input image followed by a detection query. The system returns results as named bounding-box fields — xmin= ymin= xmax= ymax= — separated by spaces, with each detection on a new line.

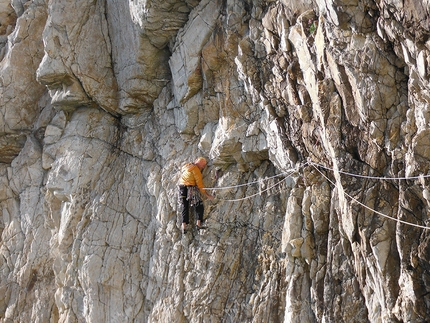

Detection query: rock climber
xmin=179 ymin=157 xmax=214 ymax=233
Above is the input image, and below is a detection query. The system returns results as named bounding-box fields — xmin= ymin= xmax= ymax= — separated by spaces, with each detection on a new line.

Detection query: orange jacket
xmin=179 ymin=163 xmax=207 ymax=194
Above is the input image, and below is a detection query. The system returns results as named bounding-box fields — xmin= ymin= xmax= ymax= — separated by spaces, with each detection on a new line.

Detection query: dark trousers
xmin=179 ymin=185 xmax=204 ymax=224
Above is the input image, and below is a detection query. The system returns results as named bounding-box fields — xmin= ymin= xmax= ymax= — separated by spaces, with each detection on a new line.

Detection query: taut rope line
xmin=201 ymin=160 xmax=430 ymax=229
xmin=206 ymin=163 xmax=306 ymax=202
xmin=311 ymin=163 xmax=430 ymax=230
xmin=217 ymin=172 xmax=292 ymax=202
xmin=310 ymin=161 xmax=430 ymax=181
xmin=206 ymin=163 xmax=306 ymax=191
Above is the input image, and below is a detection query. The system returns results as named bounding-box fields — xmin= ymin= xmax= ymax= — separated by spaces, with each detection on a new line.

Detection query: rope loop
xmin=310 ymin=162 xmax=430 ymax=230
xmin=204 ymin=160 xmax=430 ymax=229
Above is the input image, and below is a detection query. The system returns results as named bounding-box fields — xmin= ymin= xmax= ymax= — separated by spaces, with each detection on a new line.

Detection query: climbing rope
xmin=309 ymin=161 xmax=430 ymax=181
xmin=199 ymin=160 xmax=430 ymax=229
xmin=217 ymin=174 xmax=291 ymax=202
xmin=207 ymin=164 xmax=304 ymax=202
xmin=206 ymin=164 xmax=304 ymax=191
xmin=311 ymin=163 xmax=430 ymax=230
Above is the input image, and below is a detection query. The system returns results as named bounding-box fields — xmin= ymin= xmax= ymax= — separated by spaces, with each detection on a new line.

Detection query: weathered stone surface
xmin=0 ymin=0 xmax=46 ymax=162
xmin=1 ymin=0 xmax=430 ymax=322
xmin=169 ymin=0 xmax=222 ymax=105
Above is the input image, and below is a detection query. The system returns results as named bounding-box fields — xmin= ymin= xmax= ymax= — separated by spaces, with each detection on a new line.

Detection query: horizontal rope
xmin=311 ymin=163 xmax=430 ymax=230
xmin=207 ymin=163 xmax=306 ymax=191
xmin=310 ymin=161 xmax=430 ymax=181
xmin=198 ymin=159 xmax=430 ymax=229
xmin=218 ymin=172 xmax=292 ymax=202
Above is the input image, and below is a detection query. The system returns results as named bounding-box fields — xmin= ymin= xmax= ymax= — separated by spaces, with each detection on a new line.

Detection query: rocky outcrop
xmin=1 ymin=0 xmax=430 ymax=322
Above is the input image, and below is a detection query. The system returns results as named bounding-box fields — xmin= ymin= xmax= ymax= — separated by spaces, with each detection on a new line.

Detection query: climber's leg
xmin=179 ymin=185 xmax=189 ymax=232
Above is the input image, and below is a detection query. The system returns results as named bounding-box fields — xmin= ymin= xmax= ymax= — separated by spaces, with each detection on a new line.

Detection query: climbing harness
xmin=187 ymin=186 xmax=202 ymax=206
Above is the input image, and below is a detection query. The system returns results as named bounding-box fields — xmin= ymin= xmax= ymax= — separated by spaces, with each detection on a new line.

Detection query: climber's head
xmin=194 ymin=157 xmax=207 ymax=171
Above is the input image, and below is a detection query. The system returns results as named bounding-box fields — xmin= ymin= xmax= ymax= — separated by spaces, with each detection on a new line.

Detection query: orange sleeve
xmin=191 ymin=166 xmax=207 ymax=194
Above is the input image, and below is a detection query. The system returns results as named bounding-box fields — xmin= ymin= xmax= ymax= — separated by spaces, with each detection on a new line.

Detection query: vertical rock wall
xmin=1 ymin=0 xmax=430 ymax=322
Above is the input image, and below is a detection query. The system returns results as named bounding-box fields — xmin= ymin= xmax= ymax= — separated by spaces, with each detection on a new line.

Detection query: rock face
xmin=1 ymin=0 xmax=430 ymax=322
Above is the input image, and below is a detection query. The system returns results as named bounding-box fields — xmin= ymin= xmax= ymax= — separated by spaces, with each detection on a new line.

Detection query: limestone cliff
xmin=1 ymin=0 xmax=430 ymax=322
